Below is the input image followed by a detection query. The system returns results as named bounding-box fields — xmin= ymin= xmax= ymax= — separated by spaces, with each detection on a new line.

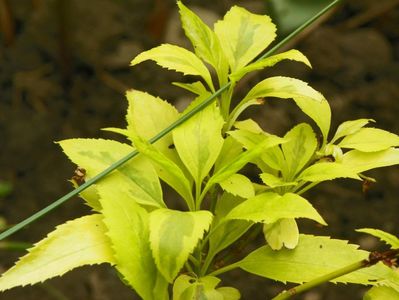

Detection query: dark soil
xmin=0 ymin=0 xmax=398 ymax=299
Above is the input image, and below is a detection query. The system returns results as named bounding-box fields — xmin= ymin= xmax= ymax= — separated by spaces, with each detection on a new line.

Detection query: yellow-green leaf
xmin=214 ymin=5 xmax=276 ymax=71
xmin=97 ymin=180 xmax=168 ymax=300
xmin=149 ymin=209 xmax=213 ymax=282
xmin=59 ymin=138 xmax=164 ymax=208
xmin=225 ymin=192 xmax=326 ymax=225
xmin=173 ymin=103 xmax=224 ymax=185
xmin=260 ymin=173 xmax=297 ymax=188
xmin=129 ymin=133 xmax=194 ymax=210
xmin=357 ymin=228 xmax=399 ymax=249
xmin=0 ymin=215 xmax=114 ymax=291
xmin=281 ymin=123 xmax=317 ymax=180
xmin=263 ymin=218 xmax=299 ymax=250
xmin=341 ymin=148 xmax=399 ymax=173
xmin=131 ymin=44 xmax=213 ymax=89
xmin=177 ymin=1 xmax=228 ymax=81
xmin=219 ymin=174 xmax=255 ymax=199
xmin=338 ymin=128 xmax=399 ymax=152
xmin=298 ymin=162 xmax=361 ymax=182
xmin=241 ymin=76 xmax=331 ymax=139
xmin=331 ymin=119 xmax=374 ymax=144
xmin=126 ymin=90 xmax=179 ymax=161
xmin=231 ymin=49 xmax=311 ymax=82
xmin=239 ymin=234 xmax=399 ymax=287
xmin=364 ymin=286 xmax=399 ymax=300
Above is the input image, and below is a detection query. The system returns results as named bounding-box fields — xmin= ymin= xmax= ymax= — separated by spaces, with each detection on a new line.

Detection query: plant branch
xmin=272 ymin=248 xmax=399 ymax=300
xmin=0 ymin=0 xmax=342 ymax=241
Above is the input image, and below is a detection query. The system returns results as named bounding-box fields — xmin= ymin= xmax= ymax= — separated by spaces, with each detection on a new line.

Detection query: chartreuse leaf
xmin=364 ymin=286 xmax=399 ymax=300
xmin=173 ymin=103 xmax=224 ymax=185
xmin=214 ymin=5 xmax=276 ymax=72
xmin=341 ymin=148 xmax=399 ymax=173
xmin=331 ymin=119 xmax=374 ymax=143
xmin=150 ymin=209 xmax=213 ymax=282
xmin=228 ymin=129 xmax=286 ymax=173
xmin=129 ymin=133 xmax=194 ymax=209
xmin=126 ymin=90 xmax=179 ymax=161
xmin=214 ymin=136 xmax=243 ymax=172
xmin=241 ymin=76 xmax=331 ymax=139
xmin=219 ymin=174 xmax=255 ymax=199
xmin=356 ymin=228 xmax=399 ymax=249
xmin=58 ymin=138 xmax=164 ymax=208
xmin=263 ymin=218 xmax=299 ymax=250
xmin=207 ymin=135 xmax=285 ymax=190
xmin=209 ymin=193 xmax=251 ymax=258
xmin=131 ymin=44 xmax=213 ymax=90
xmin=281 ymin=123 xmax=317 ymax=180
xmin=177 ymin=1 xmax=228 ymax=81
xmin=0 ymin=215 xmax=114 ymax=291
xmin=230 ymin=49 xmax=311 ymax=82
xmin=97 ymin=180 xmax=168 ymax=300
xmin=173 ymin=81 xmax=208 ymax=96
xmin=234 ymin=119 xmax=264 ymax=133
xmin=338 ymin=128 xmax=399 ymax=152
xmin=298 ymin=162 xmax=361 ymax=182
xmin=238 ymin=234 xmax=399 ymax=287
xmin=173 ymin=275 xmax=240 ymax=300
xmin=260 ymin=173 xmax=297 ymax=188
xmin=225 ymin=192 xmax=326 ymax=225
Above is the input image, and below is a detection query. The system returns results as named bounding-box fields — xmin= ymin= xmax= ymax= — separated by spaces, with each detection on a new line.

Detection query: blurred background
xmin=0 ymin=0 xmax=398 ymax=299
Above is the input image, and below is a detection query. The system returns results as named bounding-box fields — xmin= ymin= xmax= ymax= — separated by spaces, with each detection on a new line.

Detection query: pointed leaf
xmin=126 ymin=90 xmax=179 ymax=160
xmin=209 ymin=193 xmax=251 ymax=256
xmin=130 ymin=133 xmax=194 ymax=209
xmin=173 ymin=275 xmax=238 ymax=300
xmin=263 ymin=218 xmax=299 ymax=250
xmin=97 ymin=181 xmax=168 ymax=300
xmin=357 ymin=228 xmax=399 ymax=249
xmin=282 ymin=123 xmax=317 ymax=180
xmin=341 ymin=148 xmax=399 ymax=173
xmin=208 ymin=135 xmax=285 ymax=188
xmin=331 ymin=119 xmax=374 ymax=143
xmin=260 ymin=173 xmax=297 ymax=188
xmin=239 ymin=234 xmax=399 ymax=286
xmin=214 ymin=6 xmax=276 ymax=71
xmin=234 ymin=118 xmax=264 ymax=133
xmin=298 ymin=162 xmax=361 ymax=182
xmin=150 ymin=209 xmax=213 ymax=282
xmin=219 ymin=174 xmax=255 ymax=199
xmin=217 ymin=287 xmax=241 ymax=300
xmin=173 ymin=103 xmax=224 ymax=184
xmin=242 ymin=77 xmax=331 ymax=139
xmin=225 ymin=192 xmax=326 ymax=225
xmin=364 ymin=286 xmax=399 ymax=300
xmin=0 ymin=215 xmax=114 ymax=291
xmin=173 ymin=81 xmax=208 ymax=96
xmin=339 ymin=128 xmax=399 ymax=152
xmin=231 ymin=49 xmax=311 ymax=81
xmin=177 ymin=1 xmax=228 ymax=80
xmin=131 ymin=44 xmax=213 ymax=89
xmin=59 ymin=138 xmax=164 ymax=208
xmin=214 ymin=136 xmax=243 ymax=172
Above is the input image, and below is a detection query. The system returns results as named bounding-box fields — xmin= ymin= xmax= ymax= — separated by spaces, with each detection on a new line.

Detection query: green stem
xmin=0 ymin=0 xmax=342 ymax=241
xmin=296 ymin=182 xmax=319 ymax=195
xmin=208 ymin=261 xmax=241 ymax=277
xmin=271 ymin=260 xmax=368 ymax=300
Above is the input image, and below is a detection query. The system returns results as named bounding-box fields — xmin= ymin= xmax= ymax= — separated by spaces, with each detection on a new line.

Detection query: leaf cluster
xmin=0 ymin=2 xmax=398 ymax=300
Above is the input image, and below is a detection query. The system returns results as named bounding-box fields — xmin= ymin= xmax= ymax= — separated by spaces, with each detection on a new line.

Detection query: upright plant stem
xmin=0 ymin=0 xmax=342 ymax=241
